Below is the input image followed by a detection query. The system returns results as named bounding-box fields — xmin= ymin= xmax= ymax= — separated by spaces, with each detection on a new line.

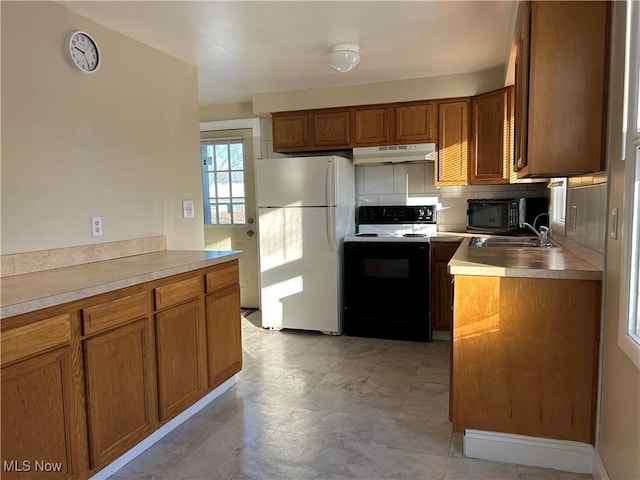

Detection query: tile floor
xmin=109 ymin=315 xmax=593 ymax=480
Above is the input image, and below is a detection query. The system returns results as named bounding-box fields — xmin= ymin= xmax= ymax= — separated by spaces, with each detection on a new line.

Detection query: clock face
xmin=67 ymin=31 xmax=100 ymax=73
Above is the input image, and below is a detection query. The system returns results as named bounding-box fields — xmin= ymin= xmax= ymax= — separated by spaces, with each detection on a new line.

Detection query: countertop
xmin=429 ymin=234 xmax=466 ymax=243
xmin=0 ymin=250 xmax=241 ymax=319
xmin=448 ymin=238 xmax=602 ymax=280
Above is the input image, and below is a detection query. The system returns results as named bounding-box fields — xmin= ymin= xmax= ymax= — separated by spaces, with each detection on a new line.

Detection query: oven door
xmin=343 ymin=242 xmax=431 ymax=341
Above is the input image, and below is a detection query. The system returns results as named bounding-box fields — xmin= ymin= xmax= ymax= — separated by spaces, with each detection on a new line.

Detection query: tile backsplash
xmin=355 ymin=163 xmax=547 ymax=232
xmin=552 ymin=173 xmax=607 ymax=269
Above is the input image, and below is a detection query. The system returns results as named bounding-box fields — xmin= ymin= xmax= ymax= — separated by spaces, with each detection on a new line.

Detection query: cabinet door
xmin=1 ymin=348 xmax=76 ymax=480
xmin=523 ymin=1 xmax=608 ymax=176
xmin=436 ymin=101 xmax=469 ymax=186
xmin=272 ymin=113 xmax=310 ymax=152
xmin=470 ymin=88 xmax=510 ymax=185
xmin=395 ymin=102 xmax=437 ymax=143
xmin=205 ymin=285 xmax=242 ymax=389
xmin=156 ymin=299 xmax=207 ymax=422
xmin=514 ymin=1 xmax=531 ymax=173
xmin=353 ymin=107 xmax=391 ymax=146
xmin=430 ymin=242 xmax=460 ymax=331
xmin=312 ymin=110 xmax=351 ymax=148
xmin=452 ymin=276 xmax=600 ymax=443
xmin=84 ymin=320 xmax=155 ymax=469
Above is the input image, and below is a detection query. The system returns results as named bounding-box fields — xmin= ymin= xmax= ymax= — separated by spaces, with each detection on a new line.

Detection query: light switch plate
xmin=570 ymin=205 xmax=578 ymax=230
xmin=182 ymin=200 xmax=195 ymax=218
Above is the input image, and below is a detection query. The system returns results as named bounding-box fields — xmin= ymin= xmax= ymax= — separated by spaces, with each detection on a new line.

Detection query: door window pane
xmin=200 ymin=138 xmax=246 ymax=225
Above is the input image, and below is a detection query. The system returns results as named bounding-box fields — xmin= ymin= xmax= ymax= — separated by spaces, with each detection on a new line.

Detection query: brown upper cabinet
xmin=272 ymin=101 xmax=437 ymax=152
xmin=353 ymin=106 xmax=392 ymax=146
xmin=514 ymin=1 xmax=531 ymax=173
xmin=272 ymin=112 xmax=310 ymax=152
xmin=312 ymin=109 xmax=352 ymax=149
xmin=272 ymin=109 xmax=351 ymax=152
xmin=470 ymin=88 xmax=511 ymax=185
xmin=395 ymin=101 xmax=437 ymax=143
xmin=272 ymin=89 xmax=518 ymax=187
xmin=514 ymin=1 xmax=610 ymax=178
xmin=435 ymin=99 xmax=470 ymax=186
xmin=436 ymin=87 xmax=516 ymax=187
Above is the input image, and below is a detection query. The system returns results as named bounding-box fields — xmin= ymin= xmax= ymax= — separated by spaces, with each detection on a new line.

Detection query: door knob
xmin=247 ymin=217 xmax=255 ymax=225
xmin=247 ymin=229 xmax=255 ymax=237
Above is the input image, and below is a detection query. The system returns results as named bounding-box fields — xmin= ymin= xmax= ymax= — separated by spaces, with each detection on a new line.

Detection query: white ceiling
xmin=59 ymin=1 xmax=517 ymax=106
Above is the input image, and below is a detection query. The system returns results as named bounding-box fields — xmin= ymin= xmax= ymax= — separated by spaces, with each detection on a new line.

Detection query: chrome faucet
xmin=522 ymin=212 xmax=552 ymax=247
xmin=522 ymin=223 xmax=551 ymax=247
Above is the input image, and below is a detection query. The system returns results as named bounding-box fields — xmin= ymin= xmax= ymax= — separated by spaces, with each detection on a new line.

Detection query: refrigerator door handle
xmin=325 ymin=159 xmax=335 ymax=206
xmin=327 ymin=207 xmax=336 ymax=252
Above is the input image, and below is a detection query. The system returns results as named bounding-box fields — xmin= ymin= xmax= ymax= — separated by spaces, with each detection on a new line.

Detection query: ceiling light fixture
xmin=328 ymin=43 xmax=360 ymax=73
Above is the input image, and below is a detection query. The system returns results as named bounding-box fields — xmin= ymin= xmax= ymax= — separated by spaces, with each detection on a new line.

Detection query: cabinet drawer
xmin=155 ymin=276 xmax=202 ymax=310
xmin=83 ymin=292 xmax=149 ymax=336
xmin=1 ymin=314 xmax=71 ymax=366
xmin=206 ymin=261 xmax=239 ymax=293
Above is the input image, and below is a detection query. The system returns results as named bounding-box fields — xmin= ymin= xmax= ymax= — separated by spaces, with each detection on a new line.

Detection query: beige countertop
xmin=448 ymin=238 xmax=602 ymax=280
xmin=429 ymin=233 xmax=466 ymax=243
xmin=0 ymin=250 xmax=241 ymax=319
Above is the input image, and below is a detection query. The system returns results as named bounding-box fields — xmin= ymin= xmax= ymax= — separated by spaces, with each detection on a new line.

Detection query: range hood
xmin=352 ymin=143 xmax=436 ymax=165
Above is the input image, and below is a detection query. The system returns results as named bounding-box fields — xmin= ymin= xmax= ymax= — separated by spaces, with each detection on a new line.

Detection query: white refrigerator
xmin=256 ymin=155 xmax=355 ymax=334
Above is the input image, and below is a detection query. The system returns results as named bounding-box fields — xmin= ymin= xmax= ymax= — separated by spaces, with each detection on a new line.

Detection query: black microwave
xmin=466 ymin=198 xmax=549 ymax=235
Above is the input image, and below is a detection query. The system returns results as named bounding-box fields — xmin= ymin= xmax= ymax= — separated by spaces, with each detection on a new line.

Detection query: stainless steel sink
xmin=468 ymin=237 xmax=558 ymax=248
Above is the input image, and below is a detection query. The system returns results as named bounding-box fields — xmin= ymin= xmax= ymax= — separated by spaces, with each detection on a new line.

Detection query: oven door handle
xmin=327 ymin=207 xmax=336 ymax=252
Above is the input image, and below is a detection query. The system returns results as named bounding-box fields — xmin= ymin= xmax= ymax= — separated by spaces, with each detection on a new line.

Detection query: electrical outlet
xmin=91 ymin=216 xmax=103 ymax=237
xmin=182 ymin=200 xmax=195 ymax=218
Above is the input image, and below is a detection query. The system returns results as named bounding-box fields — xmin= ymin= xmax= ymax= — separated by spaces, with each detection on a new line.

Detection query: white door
xmin=201 ymin=129 xmax=259 ymax=308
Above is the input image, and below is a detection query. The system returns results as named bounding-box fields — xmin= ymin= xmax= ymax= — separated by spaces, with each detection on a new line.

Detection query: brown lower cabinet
xmin=155 ymin=299 xmax=208 ymax=422
xmin=452 ymin=274 xmax=600 ymax=443
xmin=0 ymin=258 xmax=241 ymax=479
xmin=206 ymin=284 xmax=242 ymax=388
xmin=1 ymin=347 xmax=76 ymax=480
xmin=430 ymin=240 xmax=462 ymax=331
xmin=84 ymin=319 xmax=156 ymax=469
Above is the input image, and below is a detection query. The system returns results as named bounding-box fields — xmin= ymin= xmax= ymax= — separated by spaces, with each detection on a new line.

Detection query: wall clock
xmin=66 ymin=31 xmax=100 ymax=73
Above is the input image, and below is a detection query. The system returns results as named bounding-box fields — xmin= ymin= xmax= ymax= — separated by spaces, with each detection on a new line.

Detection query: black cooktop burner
xmin=403 ymin=233 xmax=427 ymax=237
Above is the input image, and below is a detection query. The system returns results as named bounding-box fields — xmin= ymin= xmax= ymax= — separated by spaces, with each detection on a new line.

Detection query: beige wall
xmin=200 ymin=102 xmax=255 ymax=122
xmin=598 ymin=2 xmax=640 ymax=479
xmin=1 ymin=1 xmax=204 ymax=254
xmin=252 ymin=66 xmax=506 ymax=114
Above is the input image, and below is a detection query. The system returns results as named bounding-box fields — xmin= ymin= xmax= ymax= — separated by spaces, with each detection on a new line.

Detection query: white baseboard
xmin=592 ymin=451 xmax=611 ymax=480
xmin=464 ymin=429 xmax=594 ymax=474
xmin=89 ymin=377 xmax=236 ymax=480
